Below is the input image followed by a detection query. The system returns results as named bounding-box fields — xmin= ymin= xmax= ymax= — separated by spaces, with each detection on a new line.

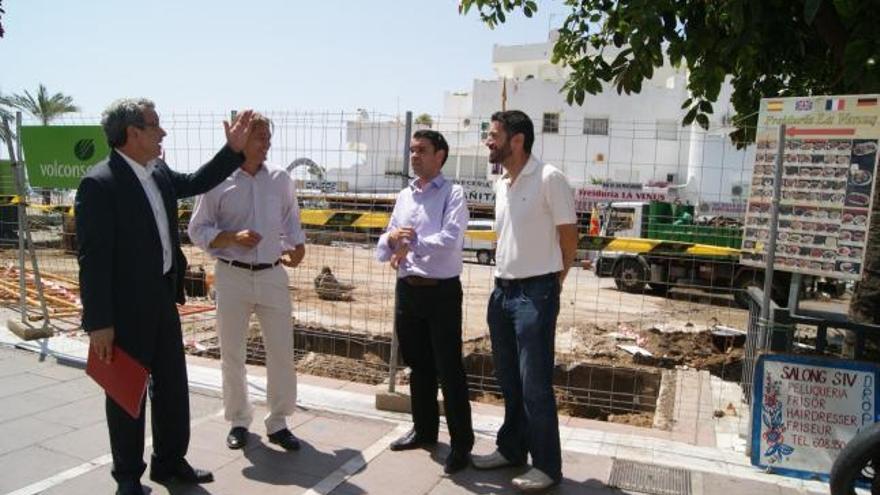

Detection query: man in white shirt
xmin=189 ymin=114 xmax=305 ymax=452
xmin=471 ymin=110 xmax=578 ymax=492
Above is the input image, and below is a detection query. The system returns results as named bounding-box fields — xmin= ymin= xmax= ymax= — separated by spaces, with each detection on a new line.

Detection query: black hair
xmin=412 ymin=129 xmax=449 ymax=165
xmin=491 ymin=110 xmax=534 ymax=154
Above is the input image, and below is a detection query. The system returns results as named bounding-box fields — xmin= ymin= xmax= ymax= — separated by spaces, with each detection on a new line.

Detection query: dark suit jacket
xmin=75 ymin=147 xmax=244 ymax=365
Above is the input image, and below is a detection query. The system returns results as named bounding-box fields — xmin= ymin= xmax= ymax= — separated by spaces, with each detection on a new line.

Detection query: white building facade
xmin=341 ymin=32 xmax=755 ymax=216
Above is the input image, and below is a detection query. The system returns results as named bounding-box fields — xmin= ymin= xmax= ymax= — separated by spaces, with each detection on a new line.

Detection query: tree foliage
xmin=0 ymin=0 xmax=6 ymax=38
xmin=5 ymin=84 xmax=79 ymax=126
xmin=459 ymin=0 xmax=880 ymax=145
xmin=415 ymin=113 xmax=434 ymax=127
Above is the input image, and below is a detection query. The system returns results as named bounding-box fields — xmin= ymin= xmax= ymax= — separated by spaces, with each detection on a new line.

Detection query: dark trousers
xmin=107 ymin=276 xmax=190 ymax=484
xmin=395 ymin=277 xmax=474 ymax=453
xmin=487 ymin=272 xmax=562 ymax=482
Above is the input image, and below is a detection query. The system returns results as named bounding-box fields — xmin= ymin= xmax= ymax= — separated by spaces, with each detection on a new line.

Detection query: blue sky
xmin=0 ymin=0 xmax=562 ymax=117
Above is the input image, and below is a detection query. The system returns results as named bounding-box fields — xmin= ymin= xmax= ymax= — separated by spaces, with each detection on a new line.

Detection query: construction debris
xmin=314 ymin=266 xmax=354 ymax=301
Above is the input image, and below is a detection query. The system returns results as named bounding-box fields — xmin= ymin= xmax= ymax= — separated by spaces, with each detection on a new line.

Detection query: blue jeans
xmin=487 ymin=272 xmax=561 ymax=481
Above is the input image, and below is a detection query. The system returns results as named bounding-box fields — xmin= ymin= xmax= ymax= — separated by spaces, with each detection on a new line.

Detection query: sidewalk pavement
xmin=0 ymin=319 xmax=829 ymax=495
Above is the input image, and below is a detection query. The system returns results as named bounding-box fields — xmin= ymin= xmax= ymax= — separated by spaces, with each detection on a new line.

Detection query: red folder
xmin=86 ymin=344 xmax=149 ymax=419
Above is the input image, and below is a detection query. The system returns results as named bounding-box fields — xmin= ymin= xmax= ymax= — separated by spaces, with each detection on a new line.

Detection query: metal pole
xmin=18 ymin=113 xmax=51 ymax=330
xmin=401 ymin=111 xmax=412 ymax=190
xmin=760 ymin=124 xmax=785 ymax=324
xmin=388 ymin=111 xmax=413 ymax=394
xmin=788 ymin=273 xmax=802 ymax=314
xmin=13 ymin=112 xmax=28 ymax=324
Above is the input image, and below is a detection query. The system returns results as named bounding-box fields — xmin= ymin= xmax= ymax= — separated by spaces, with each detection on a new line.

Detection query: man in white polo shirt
xmin=471 ymin=110 xmax=577 ymax=491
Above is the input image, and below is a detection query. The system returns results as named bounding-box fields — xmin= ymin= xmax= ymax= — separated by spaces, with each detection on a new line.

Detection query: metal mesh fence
xmin=0 ymin=111 xmax=859 ymax=427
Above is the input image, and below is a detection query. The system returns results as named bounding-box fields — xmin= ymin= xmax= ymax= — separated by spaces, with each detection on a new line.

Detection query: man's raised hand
xmin=224 ymin=109 xmax=255 ymax=152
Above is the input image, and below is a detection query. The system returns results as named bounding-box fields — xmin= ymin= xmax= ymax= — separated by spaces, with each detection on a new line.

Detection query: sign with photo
xmin=741 ymin=95 xmax=880 ymax=281
xmin=751 ymin=354 xmax=880 ymax=479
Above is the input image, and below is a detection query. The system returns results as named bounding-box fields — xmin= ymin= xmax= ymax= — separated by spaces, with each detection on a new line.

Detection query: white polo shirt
xmin=493 ymin=155 xmax=577 ymax=279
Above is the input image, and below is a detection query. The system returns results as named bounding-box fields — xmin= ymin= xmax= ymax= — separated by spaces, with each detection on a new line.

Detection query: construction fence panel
xmin=5 ymin=111 xmax=855 ymax=431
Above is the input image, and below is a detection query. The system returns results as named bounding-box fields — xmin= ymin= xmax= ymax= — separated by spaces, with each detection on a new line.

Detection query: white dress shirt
xmin=117 ymin=150 xmax=173 ymax=274
xmin=188 ymin=164 xmax=306 ymax=264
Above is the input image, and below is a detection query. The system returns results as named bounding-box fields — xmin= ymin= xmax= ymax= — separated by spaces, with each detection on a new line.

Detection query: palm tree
xmin=0 ymin=92 xmax=15 ymax=153
xmin=7 ymin=84 xmax=79 ymax=125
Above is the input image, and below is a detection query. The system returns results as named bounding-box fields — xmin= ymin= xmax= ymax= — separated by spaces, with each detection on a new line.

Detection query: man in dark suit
xmin=75 ymin=98 xmax=254 ymax=495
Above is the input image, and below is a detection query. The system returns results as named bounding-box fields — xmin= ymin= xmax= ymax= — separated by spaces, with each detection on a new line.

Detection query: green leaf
xmin=683 ymin=107 xmax=698 ymax=126
xmin=524 ymin=6 xmax=533 ymax=17
xmin=699 ymin=100 xmax=714 ymax=114
xmin=681 ymin=98 xmax=693 ymax=110
xmin=695 ymin=113 xmax=710 ymax=129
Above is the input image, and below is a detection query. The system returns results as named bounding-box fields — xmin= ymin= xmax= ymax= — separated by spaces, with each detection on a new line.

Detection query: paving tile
xmin=40 ymin=421 xmax=111 ymax=460
xmin=27 ymin=375 xmax=103 ymax=402
xmin=33 ymin=394 xmax=108 ymax=428
xmin=189 ymin=389 xmax=225 ymax=419
xmin=0 ymin=387 xmax=74 ymax=423
xmin=0 ymin=444 xmax=84 ymax=493
xmin=293 ymin=413 xmax=396 ymax=450
xmin=0 ymin=415 xmax=73 ymax=455
xmin=39 ymin=463 xmax=118 ymax=495
xmin=0 ymin=371 xmax=59 ymax=398
xmin=0 ymin=350 xmax=45 ymax=378
xmin=240 ymin=437 xmax=362 ymax=480
xmin=209 ymin=454 xmax=323 ymax=495
xmin=333 ymin=448 xmax=449 ymax=495
xmin=702 ymin=473 xmax=783 ymax=495
xmin=31 ymin=361 xmax=88 ymax=381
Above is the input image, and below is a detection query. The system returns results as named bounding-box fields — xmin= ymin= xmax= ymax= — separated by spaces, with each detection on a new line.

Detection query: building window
xmin=583 ymin=117 xmax=609 ymax=136
xmin=656 ymin=120 xmax=679 ymax=140
xmin=480 ymin=121 xmax=490 ymax=141
xmin=542 ymin=113 xmax=559 ymax=134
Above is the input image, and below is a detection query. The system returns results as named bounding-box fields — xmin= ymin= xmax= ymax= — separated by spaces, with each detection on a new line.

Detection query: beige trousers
xmin=214 ymin=261 xmax=296 ymax=434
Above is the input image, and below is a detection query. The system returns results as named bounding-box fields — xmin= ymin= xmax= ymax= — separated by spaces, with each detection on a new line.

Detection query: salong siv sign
xmin=751 ymin=354 xmax=880 ymax=480
xmin=20 ymin=126 xmax=109 ymax=189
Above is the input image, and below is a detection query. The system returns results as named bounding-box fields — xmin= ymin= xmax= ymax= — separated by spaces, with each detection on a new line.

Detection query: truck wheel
xmin=829 ymin=421 xmax=880 ymax=495
xmin=476 ymin=250 xmax=492 ymax=265
xmin=614 ymin=259 xmax=647 ymax=292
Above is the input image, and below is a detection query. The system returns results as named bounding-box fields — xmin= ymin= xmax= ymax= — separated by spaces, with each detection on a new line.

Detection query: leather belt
xmin=495 ymin=272 xmax=558 ymax=288
xmin=401 ymin=276 xmax=459 ymax=287
xmin=219 ymin=258 xmax=280 ymax=271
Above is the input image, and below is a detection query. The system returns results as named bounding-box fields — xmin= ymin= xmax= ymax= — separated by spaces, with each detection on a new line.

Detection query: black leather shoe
xmin=149 ymin=459 xmax=214 ymax=484
xmin=267 ymin=428 xmax=301 ymax=451
xmin=389 ymin=428 xmax=437 ymax=451
xmin=115 ymin=480 xmax=145 ymax=495
xmin=226 ymin=426 xmax=248 ymax=449
xmin=444 ymin=451 xmax=470 ymax=474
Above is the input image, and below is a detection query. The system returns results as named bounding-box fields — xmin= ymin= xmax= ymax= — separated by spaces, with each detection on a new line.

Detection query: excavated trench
xmin=193 ymin=324 xmax=663 ymax=422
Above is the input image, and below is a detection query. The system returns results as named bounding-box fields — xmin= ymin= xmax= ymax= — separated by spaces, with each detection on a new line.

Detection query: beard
xmin=488 ymin=143 xmax=511 ymax=165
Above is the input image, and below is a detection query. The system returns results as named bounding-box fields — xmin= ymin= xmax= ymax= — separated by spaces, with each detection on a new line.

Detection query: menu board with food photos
xmin=741 ymin=95 xmax=880 ymax=281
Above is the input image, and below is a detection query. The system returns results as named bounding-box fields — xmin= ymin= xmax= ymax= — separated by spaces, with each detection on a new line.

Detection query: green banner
xmin=20 ymin=126 xmax=109 ymax=189
xmin=0 ymin=160 xmax=15 ymax=195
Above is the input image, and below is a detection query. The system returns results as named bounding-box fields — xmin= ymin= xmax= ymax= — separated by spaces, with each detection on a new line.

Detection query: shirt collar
xmin=409 ymin=173 xmax=446 ymax=192
xmin=232 ymin=163 xmax=267 ymax=179
xmin=500 ymin=154 xmax=539 ymax=182
xmin=116 ymin=149 xmax=157 ymax=181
